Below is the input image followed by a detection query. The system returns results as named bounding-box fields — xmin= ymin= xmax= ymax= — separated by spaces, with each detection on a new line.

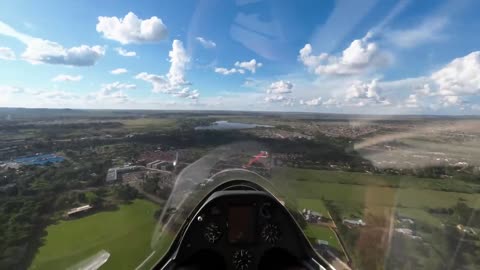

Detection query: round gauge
xmin=232 ymin=249 xmax=253 ymax=270
xmin=203 ymin=222 xmax=222 ymax=243
xmin=261 ymin=223 xmax=281 ymax=244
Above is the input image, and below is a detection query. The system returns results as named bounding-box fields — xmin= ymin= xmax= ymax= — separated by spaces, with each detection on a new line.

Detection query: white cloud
xmin=386 ymin=17 xmax=448 ymax=48
xmin=440 ymin=95 xmax=462 ymax=107
xmin=88 ymin=82 xmax=137 ymax=104
xmin=195 ymin=37 xmax=216 ymax=48
xmin=299 ymin=32 xmax=389 ymax=76
xmin=0 ymin=47 xmax=15 ymax=60
xmin=323 ymin=98 xmax=340 ymax=106
xmin=215 ymin=59 xmax=262 ymax=75
xmin=0 ymin=85 xmax=24 ymax=94
xmin=173 ymin=88 xmax=199 ymax=99
xmin=214 ymin=67 xmax=245 ymax=75
xmin=0 ymin=21 xmax=105 ymax=66
xmin=115 ymin=47 xmax=136 ymax=57
xmin=234 ymin=59 xmax=262 ymax=73
xmin=35 ymin=90 xmax=78 ymax=101
xmin=405 ymin=94 xmax=419 ymax=108
xmin=345 ymin=79 xmax=390 ymax=105
xmin=89 ymin=89 xmax=130 ymax=104
xmin=267 ymin=80 xmax=293 ymax=94
xmin=167 ymin=40 xmax=190 ymax=87
xmin=52 ymin=74 xmax=83 ymax=82
xmin=23 ymin=42 xmax=105 ymax=66
xmin=136 ymin=40 xmax=199 ymax=99
xmin=96 ymin=12 xmax=168 ymax=44
xmin=430 ymin=51 xmax=480 ymax=96
xmin=301 ymin=97 xmax=322 ymax=106
xmin=111 ymin=68 xmax=128 ymax=75
xmin=265 ymin=95 xmax=290 ymax=103
xmin=101 ymin=82 xmax=136 ymax=92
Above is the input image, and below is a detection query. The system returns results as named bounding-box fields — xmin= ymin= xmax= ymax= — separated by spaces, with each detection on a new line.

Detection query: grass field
xmin=120 ymin=119 xmax=177 ymax=131
xmin=272 ymin=167 xmax=480 ymax=227
xmin=30 ymin=200 xmax=161 ymax=270
xmin=297 ymin=198 xmax=329 ymax=215
xmin=304 ymin=225 xmax=342 ymax=251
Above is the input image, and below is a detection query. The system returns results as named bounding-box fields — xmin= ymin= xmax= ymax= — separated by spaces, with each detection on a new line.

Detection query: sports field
xmin=30 ymin=200 xmax=161 ymax=270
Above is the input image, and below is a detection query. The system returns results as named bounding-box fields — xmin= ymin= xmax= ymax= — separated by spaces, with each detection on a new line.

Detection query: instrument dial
xmin=261 ymin=223 xmax=281 ymax=244
xmin=233 ymin=249 xmax=253 ymax=270
xmin=203 ymin=222 xmax=222 ymax=243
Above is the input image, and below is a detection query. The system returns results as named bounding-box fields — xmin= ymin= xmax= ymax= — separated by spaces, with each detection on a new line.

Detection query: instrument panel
xmin=172 ymin=190 xmax=313 ymax=270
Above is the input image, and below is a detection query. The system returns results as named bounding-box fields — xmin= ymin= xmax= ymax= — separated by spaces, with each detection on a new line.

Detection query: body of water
xmin=195 ymin=121 xmax=273 ymax=130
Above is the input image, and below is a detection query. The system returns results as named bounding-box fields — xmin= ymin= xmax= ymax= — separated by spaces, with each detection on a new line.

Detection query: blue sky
xmin=0 ymin=0 xmax=479 ymax=114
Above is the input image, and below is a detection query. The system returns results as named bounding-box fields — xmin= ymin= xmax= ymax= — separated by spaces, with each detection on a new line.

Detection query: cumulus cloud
xmin=299 ymin=32 xmax=389 ymax=76
xmin=214 ymin=67 xmax=245 ymax=75
xmin=111 ymin=68 xmax=128 ymax=75
xmin=440 ymin=95 xmax=462 ymax=107
xmin=0 ymin=21 xmax=105 ymax=66
xmin=0 ymin=85 xmax=24 ymax=94
xmin=215 ymin=59 xmax=262 ymax=75
xmin=234 ymin=59 xmax=262 ymax=73
xmin=265 ymin=95 xmax=290 ymax=103
xmin=386 ymin=17 xmax=448 ymax=48
xmin=196 ymin=37 xmax=216 ymax=48
xmin=101 ymin=82 xmax=136 ymax=93
xmin=86 ymin=81 xmax=137 ymax=104
xmin=52 ymin=74 xmax=83 ymax=82
xmin=0 ymin=47 xmax=15 ymax=60
xmin=23 ymin=42 xmax=105 ymax=66
xmin=267 ymin=80 xmax=293 ymax=94
xmin=115 ymin=47 xmax=136 ymax=57
xmin=89 ymin=89 xmax=130 ymax=104
xmin=173 ymin=88 xmax=199 ymax=99
xmin=264 ymin=80 xmax=294 ymax=106
xmin=430 ymin=51 xmax=480 ymax=96
xmin=323 ymin=98 xmax=340 ymax=106
xmin=35 ymin=90 xmax=78 ymax=101
xmin=136 ymin=40 xmax=199 ymax=99
xmin=345 ymin=79 xmax=390 ymax=106
xmin=300 ymin=97 xmax=323 ymax=106
xmin=96 ymin=12 xmax=168 ymax=44
xmin=404 ymin=94 xmax=419 ymax=108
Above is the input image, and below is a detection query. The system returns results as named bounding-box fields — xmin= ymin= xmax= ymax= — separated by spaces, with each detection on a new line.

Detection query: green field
xmin=120 ymin=119 xmax=178 ymax=131
xmin=30 ymin=200 xmax=161 ymax=270
xmin=304 ymin=225 xmax=342 ymax=251
xmin=297 ymin=198 xmax=329 ymax=215
xmin=273 ymin=168 xmax=480 ymax=223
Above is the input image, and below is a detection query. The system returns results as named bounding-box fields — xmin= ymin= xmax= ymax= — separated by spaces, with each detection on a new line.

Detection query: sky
xmin=0 ymin=0 xmax=479 ymax=114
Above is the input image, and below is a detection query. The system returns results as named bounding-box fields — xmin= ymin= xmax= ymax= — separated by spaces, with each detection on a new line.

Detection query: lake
xmin=195 ymin=121 xmax=273 ymax=130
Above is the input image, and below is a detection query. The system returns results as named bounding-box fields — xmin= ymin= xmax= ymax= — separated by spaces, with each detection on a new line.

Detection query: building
xmin=343 ymin=219 xmax=366 ymax=227
xmin=395 ymin=228 xmax=422 ymax=240
xmin=316 ymin=240 xmax=329 ymax=246
xmin=397 ymin=217 xmax=415 ymax=225
xmin=302 ymin=209 xmax=323 ymax=223
xmin=66 ymin=204 xmax=93 ymax=217
xmin=106 ymin=166 xmax=141 ymax=182
xmin=147 ymin=160 xmax=174 ymax=171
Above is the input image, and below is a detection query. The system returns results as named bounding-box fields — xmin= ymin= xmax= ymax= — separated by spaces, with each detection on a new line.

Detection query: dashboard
xmin=157 ymin=186 xmax=331 ymax=270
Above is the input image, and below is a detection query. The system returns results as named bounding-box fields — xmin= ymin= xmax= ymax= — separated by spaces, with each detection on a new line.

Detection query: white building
xmin=343 ymin=219 xmax=366 ymax=227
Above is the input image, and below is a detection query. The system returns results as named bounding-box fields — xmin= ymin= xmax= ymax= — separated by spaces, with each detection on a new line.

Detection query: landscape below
xmin=0 ymin=108 xmax=479 ymax=270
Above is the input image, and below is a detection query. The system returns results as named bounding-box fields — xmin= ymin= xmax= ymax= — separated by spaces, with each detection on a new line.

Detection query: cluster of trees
xmin=0 ymin=155 xmax=114 ymax=269
xmin=142 ymin=174 xmax=173 ymax=200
